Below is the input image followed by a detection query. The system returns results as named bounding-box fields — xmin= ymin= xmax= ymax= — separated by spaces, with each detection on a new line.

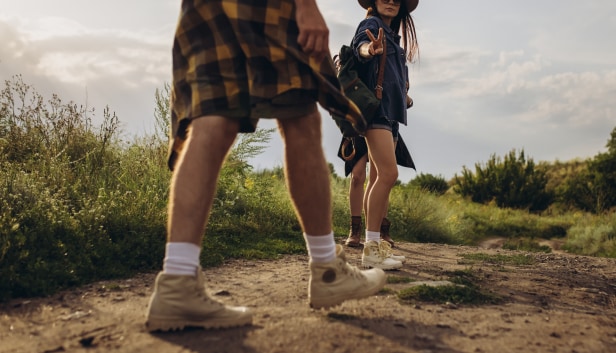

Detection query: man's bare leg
xmin=278 ymin=109 xmax=386 ymax=309
xmin=146 ymin=116 xmax=253 ymax=332
xmin=167 ymin=116 xmax=240 ymax=245
xmin=277 ymin=110 xmax=331 ymax=236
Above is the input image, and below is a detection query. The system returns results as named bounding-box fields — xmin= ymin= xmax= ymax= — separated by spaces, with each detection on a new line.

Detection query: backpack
xmin=333 ymin=39 xmax=386 ymax=137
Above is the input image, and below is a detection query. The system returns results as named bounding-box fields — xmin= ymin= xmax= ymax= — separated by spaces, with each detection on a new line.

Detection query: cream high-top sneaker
xmin=361 ymin=241 xmax=402 ymax=270
xmin=309 ymin=245 xmax=386 ymax=309
xmin=145 ymin=268 xmax=252 ymax=332
xmin=379 ymin=240 xmax=406 ymax=263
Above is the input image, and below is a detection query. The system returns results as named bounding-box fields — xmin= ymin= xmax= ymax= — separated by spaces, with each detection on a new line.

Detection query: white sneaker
xmin=379 ymin=240 xmax=405 ymax=263
xmin=362 ymin=241 xmax=402 ymax=270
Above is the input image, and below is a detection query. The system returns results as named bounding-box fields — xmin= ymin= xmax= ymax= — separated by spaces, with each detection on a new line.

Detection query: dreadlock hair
xmin=366 ymin=1 xmax=419 ymax=63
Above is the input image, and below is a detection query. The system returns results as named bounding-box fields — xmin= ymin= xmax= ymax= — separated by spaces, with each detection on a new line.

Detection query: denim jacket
xmin=352 ymin=16 xmax=408 ymax=125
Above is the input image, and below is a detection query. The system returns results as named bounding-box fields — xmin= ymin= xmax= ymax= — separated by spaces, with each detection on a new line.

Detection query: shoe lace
xmin=341 ymin=260 xmax=365 ymax=280
xmin=365 ymin=241 xmax=389 ymax=261
xmin=379 ymin=241 xmax=394 ymax=258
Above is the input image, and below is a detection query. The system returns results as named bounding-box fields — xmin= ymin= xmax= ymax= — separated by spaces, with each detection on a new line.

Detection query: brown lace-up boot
xmin=380 ymin=217 xmax=394 ymax=247
xmin=344 ymin=216 xmax=363 ymax=247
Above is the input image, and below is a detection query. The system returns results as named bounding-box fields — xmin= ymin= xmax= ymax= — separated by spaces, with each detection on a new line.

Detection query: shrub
xmin=0 ymin=76 xmax=169 ymax=300
xmin=0 ymin=77 xmax=292 ymax=300
xmin=408 ymin=173 xmax=449 ymax=195
xmin=557 ymin=127 xmax=616 ymax=213
xmin=563 ymin=213 xmax=616 ymax=257
xmin=387 ymin=185 xmax=472 ymax=245
xmin=453 ymin=149 xmax=553 ymax=211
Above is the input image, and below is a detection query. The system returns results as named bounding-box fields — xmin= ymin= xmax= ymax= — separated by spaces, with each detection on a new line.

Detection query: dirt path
xmin=2 ymin=242 xmax=615 ymax=353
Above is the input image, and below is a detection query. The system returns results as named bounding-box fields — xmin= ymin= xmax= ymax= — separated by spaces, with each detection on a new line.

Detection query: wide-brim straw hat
xmin=358 ymin=0 xmax=418 ymax=13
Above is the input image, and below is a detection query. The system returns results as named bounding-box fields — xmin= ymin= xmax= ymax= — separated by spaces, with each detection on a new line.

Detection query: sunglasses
xmin=379 ymin=0 xmax=401 ymax=5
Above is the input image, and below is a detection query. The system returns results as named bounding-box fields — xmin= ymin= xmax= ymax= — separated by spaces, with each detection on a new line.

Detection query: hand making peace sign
xmin=365 ymin=28 xmax=384 ymax=56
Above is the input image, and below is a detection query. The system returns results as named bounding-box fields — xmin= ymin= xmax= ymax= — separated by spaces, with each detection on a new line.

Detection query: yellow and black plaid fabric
xmin=169 ymin=0 xmax=365 ymax=170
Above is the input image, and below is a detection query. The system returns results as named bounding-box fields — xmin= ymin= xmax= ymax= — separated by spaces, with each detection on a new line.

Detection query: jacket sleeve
xmin=352 ymin=18 xmax=380 ymax=63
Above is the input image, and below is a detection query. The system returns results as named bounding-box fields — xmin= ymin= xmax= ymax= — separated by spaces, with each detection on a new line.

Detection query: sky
xmin=1 ymin=0 xmax=615 ymax=182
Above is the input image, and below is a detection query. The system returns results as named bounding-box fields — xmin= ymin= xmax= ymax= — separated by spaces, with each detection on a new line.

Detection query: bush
xmin=0 ymin=77 xmax=293 ymax=300
xmin=453 ymin=149 xmax=553 ymax=211
xmin=562 ymin=212 xmax=616 ymax=257
xmin=387 ymin=185 xmax=472 ymax=245
xmin=408 ymin=173 xmax=449 ymax=195
xmin=557 ymin=127 xmax=616 ymax=213
xmin=0 ymin=76 xmax=169 ymax=300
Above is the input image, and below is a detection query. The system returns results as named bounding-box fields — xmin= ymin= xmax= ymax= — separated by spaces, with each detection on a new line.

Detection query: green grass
xmin=397 ymin=269 xmax=501 ymax=305
xmin=387 ymin=275 xmax=415 ymax=284
xmin=458 ymin=253 xmax=535 ymax=266
xmin=379 ymin=287 xmax=397 ymax=295
xmin=502 ymin=237 xmax=552 ymax=253
xmin=326 ymin=313 xmax=358 ymax=321
xmin=398 ymin=284 xmax=501 ymax=305
xmin=563 ymin=215 xmax=616 ymax=257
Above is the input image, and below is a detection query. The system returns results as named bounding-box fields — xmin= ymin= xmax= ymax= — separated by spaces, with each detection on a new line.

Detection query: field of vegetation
xmin=1 ymin=76 xmax=615 ymax=302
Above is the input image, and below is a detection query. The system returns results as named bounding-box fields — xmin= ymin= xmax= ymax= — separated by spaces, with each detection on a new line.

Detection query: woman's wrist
xmin=360 ymin=43 xmax=373 ymax=58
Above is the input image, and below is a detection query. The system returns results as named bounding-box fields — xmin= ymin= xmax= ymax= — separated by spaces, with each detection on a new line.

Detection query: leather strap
xmin=375 ymin=38 xmax=386 ymax=100
xmin=340 ymin=137 xmax=356 ymax=161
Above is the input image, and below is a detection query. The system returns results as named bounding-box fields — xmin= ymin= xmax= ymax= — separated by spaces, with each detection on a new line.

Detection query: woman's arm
xmin=353 ymin=18 xmax=381 ymax=61
xmin=358 ymin=28 xmax=384 ymax=58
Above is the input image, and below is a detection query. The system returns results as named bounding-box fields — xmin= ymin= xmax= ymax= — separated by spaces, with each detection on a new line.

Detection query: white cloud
xmin=0 ymin=14 xmax=172 ymax=137
xmin=27 ymin=17 xmax=89 ymax=40
xmin=529 ymin=71 xmax=616 ymax=127
xmin=1 ymin=0 xmax=614 ymax=181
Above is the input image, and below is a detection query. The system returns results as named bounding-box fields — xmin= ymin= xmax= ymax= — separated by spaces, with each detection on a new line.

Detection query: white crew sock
xmin=303 ymin=232 xmax=337 ymax=263
xmin=163 ymin=242 xmax=201 ymax=276
xmin=366 ymin=230 xmax=381 ymax=244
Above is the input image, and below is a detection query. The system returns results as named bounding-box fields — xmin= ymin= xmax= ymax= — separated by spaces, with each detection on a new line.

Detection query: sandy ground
xmin=1 ymin=241 xmax=615 ymax=353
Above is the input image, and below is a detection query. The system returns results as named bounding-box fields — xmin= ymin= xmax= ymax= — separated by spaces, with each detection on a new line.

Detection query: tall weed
xmin=563 ymin=213 xmax=616 ymax=257
xmin=388 ymin=185 xmax=472 ymax=244
xmin=0 ymin=77 xmax=168 ymax=300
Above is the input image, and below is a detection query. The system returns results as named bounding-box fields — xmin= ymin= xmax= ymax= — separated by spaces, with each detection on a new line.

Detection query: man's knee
xmin=188 ymin=116 xmax=239 ymax=145
xmin=279 ymin=110 xmax=322 ymax=142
